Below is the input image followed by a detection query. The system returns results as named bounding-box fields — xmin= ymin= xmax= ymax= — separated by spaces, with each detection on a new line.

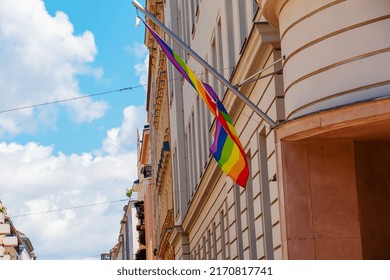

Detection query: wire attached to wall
xmin=9 ymin=199 xmax=130 ymax=218
xmin=0 ymin=67 xmax=234 ymax=115
xmin=0 ymin=86 xmax=136 ymax=115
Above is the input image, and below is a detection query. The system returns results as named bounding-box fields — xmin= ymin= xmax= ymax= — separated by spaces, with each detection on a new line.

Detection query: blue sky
xmin=0 ymin=0 xmax=147 ymax=259
xmin=10 ymin=0 xmax=147 ymax=154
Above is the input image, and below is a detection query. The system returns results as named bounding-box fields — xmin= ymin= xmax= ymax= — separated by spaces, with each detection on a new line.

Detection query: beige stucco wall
xmin=274 ymin=94 xmax=390 ymax=259
xmin=153 ymin=0 xmax=390 ymax=261
xmin=144 ymin=0 xmax=175 ymax=259
xmin=154 ymin=0 xmax=390 ymax=260
xmin=280 ymin=140 xmax=363 ymax=259
xmin=165 ymin=0 xmax=284 ymax=259
xmin=263 ymin=0 xmax=390 ymax=119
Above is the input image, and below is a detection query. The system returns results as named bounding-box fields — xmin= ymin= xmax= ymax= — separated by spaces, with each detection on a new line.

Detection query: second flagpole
xmin=132 ymin=0 xmax=277 ymax=128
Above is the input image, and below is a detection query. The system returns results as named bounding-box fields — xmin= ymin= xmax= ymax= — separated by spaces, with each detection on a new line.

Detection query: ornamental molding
xmin=157 ymin=208 xmax=174 ymax=259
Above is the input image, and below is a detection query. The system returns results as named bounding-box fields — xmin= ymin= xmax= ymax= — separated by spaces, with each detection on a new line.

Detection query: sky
xmin=0 ymin=0 xmax=148 ymax=259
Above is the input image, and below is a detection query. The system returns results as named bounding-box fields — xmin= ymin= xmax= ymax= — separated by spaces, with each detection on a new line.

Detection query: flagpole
xmin=235 ymin=56 xmax=284 ymax=87
xmin=132 ymin=0 xmax=277 ymax=128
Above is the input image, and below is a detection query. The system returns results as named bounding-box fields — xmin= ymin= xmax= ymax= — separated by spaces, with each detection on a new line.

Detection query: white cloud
xmin=0 ymin=103 xmax=147 ymax=260
xmin=124 ymin=41 xmax=148 ymax=60
xmin=134 ymin=55 xmax=149 ymax=92
xmin=0 ymin=143 xmax=138 ymax=260
xmin=101 ymin=105 xmax=146 ymax=155
xmin=0 ymin=0 xmax=106 ymax=136
xmin=124 ymin=41 xmax=149 ymax=92
xmin=0 ymin=0 xmax=148 ymax=260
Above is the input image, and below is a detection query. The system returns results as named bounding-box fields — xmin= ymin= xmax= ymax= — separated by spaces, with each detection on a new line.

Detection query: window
xmin=202 ymin=236 xmax=207 ymax=259
xmin=211 ymin=36 xmax=218 ymax=97
xmin=245 ymin=152 xmax=257 ymax=259
xmin=259 ymin=128 xmax=274 ymax=259
xmin=238 ymin=1 xmax=247 ymax=52
xmin=234 ymin=186 xmax=244 ymax=259
xmin=207 ymin=229 xmax=212 ymax=259
xmin=184 ymin=0 xmax=191 ymax=46
xmin=185 ymin=129 xmax=191 ymax=203
xmin=216 ymin=18 xmax=224 ymax=96
xmin=225 ymin=0 xmax=236 ymax=74
xmin=252 ymin=0 xmax=259 ymax=20
xmin=196 ymin=96 xmax=204 ymax=175
xmin=191 ymin=110 xmax=197 ymax=189
xmin=220 ymin=210 xmax=226 ymax=259
xmin=212 ymin=222 xmax=217 ymax=259
xmin=173 ymin=149 xmax=180 ymax=215
xmin=204 ymin=69 xmax=212 ymax=158
xmin=178 ymin=2 xmax=183 ymax=55
xmin=193 ymin=0 xmax=199 ymax=23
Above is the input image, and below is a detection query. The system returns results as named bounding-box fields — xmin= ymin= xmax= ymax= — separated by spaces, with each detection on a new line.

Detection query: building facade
xmin=108 ymin=200 xmax=138 ymax=260
xmin=265 ymin=0 xmax=390 ymax=259
xmin=145 ymin=0 xmax=283 ymax=260
xmin=142 ymin=0 xmax=390 ymax=260
xmin=172 ymin=0 xmax=282 ymax=260
xmin=108 ymin=200 xmax=152 ymax=260
xmin=0 ymin=201 xmax=36 ymax=260
xmin=137 ymin=0 xmax=175 ymax=260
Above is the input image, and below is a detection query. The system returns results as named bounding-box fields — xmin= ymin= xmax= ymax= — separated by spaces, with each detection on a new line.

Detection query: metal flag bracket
xmin=132 ymin=0 xmax=277 ymax=128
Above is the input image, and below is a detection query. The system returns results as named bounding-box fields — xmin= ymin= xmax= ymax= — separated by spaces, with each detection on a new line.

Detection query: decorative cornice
xmin=155 ymin=140 xmax=170 ymax=189
xmin=157 ymin=209 xmax=174 ymax=259
xmin=153 ymin=52 xmax=167 ymax=129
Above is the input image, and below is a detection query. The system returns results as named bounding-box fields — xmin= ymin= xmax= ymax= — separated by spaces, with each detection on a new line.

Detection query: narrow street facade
xmin=139 ymin=0 xmax=390 ymax=260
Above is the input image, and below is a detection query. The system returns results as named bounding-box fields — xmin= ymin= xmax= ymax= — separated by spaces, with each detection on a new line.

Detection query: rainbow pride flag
xmin=144 ymin=22 xmax=249 ymax=187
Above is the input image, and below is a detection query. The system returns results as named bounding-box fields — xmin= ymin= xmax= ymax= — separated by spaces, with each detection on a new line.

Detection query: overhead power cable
xmin=9 ymin=198 xmax=130 ymax=218
xmin=7 ymin=185 xmax=215 ymax=219
xmin=0 ymin=86 xmax=136 ymax=114
xmin=0 ymin=66 xmax=234 ymax=115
